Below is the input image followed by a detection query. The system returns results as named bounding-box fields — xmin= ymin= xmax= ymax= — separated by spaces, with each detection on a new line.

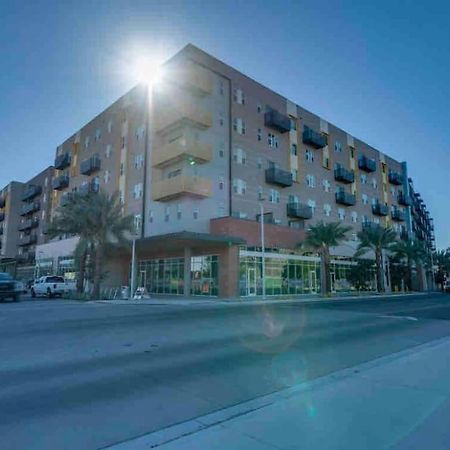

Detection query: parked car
xmin=15 ymin=281 xmax=26 ymax=294
xmin=445 ymin=279 xmax=450 ymax=293
xmin=0 ymin=272 xmax=21 ymax=302
xmin=30 ymin=276 xmax=75 ymax=298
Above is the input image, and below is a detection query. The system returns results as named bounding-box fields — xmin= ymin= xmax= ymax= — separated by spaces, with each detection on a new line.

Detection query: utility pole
xmin=259 ymin=200 xmax=266 ymax=300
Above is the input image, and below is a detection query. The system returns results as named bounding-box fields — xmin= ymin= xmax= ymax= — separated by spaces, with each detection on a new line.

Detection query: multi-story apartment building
xmin=35 ymin=44 xmax=434 ymax=297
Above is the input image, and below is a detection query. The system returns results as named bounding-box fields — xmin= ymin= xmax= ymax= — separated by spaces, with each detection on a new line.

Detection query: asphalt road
xmin=1 ymin=293 xmax=450 ymax=449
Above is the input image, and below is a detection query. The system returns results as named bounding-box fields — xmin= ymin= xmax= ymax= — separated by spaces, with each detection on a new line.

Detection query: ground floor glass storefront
xmin=137 ymin=255 xmax=218 ymax=296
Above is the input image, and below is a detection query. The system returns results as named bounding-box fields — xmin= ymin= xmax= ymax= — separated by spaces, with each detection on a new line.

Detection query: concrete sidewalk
xmin=107 ymin=335 xmax=450 ymax=450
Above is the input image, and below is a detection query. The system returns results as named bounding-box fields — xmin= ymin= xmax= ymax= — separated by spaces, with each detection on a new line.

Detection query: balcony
xmin=362 ymin=221 xmax=383 ymax=232
xmin=398 ymin=192 xmax=411 ymax=206
xmin=0 ymin=196 xmax=5 ymax=208
xmin=152 ymin=139 xmax=212 ymax=168
xmin=334 ymin=167 xmax=355 ymax=184
xmin=0 ymin=212 xmax=4 ymax=222
xmin=18 ymin=234 xmax=38 ymax=246
xmin=52 ymin=174 xmax=70 ymax=190
xmin=302 ymin=127 xmax=327 ymax=149
xmin=335 ymin=190 xmax=356 ymax=206
xmin=79 ymin=180 xmax=100 ymax=196
xmin=265 ymin=167 xmax=293 ymax=187
xmin=17 ymin=252 xmax=35 ymax=264
xmin=358 ymin=155 xmax=377 ymax=172
xmin=21 ymin=185 xmax=42 ymax=201
xmin=372 ymin=202 xmax=389 ymax=216
xmin=154 ymin=101 xmax=212 ymax=134
xmin=391 ymin=208 xmax=405 ymax=222
xmin=0 ymin=226 xmax=3 ymax=235
xmin=80 ymin=155 xmax=101 ymax=175
xmin=400 ymin=230 xmax=409 ymax=241
xmin=286 ymin=202 xmax=313 ymax=220
xmin=152 ymin=175 xmax=212 ymax=201
xmin=388 ymin=171 xmax=403 ymax=185
xmin=171 ymin=61 xmax=212 ymax=96
xmin=18 ymin=218 xmax=39 ymax=232
xmin=60 ymin=192 xmax=73 ymax=207
xmin=264 ymin=109 xmax=291 ymax=133
xmin=21 ymin=202 xmax=40 ymax=216
xmin=54 ymin=153 xmax=71 ymax=170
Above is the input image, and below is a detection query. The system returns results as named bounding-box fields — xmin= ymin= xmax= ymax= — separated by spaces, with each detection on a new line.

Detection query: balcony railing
xmin=400 ymin=230 xmax=409 ymax=241
xmin=334 ymin=167 xmax=355 ymax=184
xmin=335 ymin=190 xmax=356 ymax=206
xmin=54 ymin=153 xmax=71 ymax=170
xmin=388 ymin=171 xmax=403 ymax=185
xmin=391 ymin=209 xmax=405 ymax=222
xmin=18 ymin=218 xmax=39 ymax=232
xmin=358 ymin=156 xmax=376 ymax=172
xmin=362 ymin=221 xmax=383 ymax=232
xmin=79 ymin=180 xmax=100 ymax=196
xmin=52 ymin=174 xmax=70 ymax=190
xmin=21 ymin=202 xmax=40 ymax=216
xmin=398 ymin=192 xmax=411 ymax=206
xmin=264 ymin=109 xmax=291 ymax=133
xmin=286 ymin=202 xmax=313 ymax=220
xmin=0 ymin=226 xmax=3 ymax=236
xmin=0 ymin=212 xmax=4 ymax=222
xmin=302 ymin=127 xmax=327 ymax=148
xmin=60 ymin=192 xmax=74 ymax=207
xmin=80 ymin=155 xmax=101 ymax=175
xmin=18 ymin=234 xmax=38 ymax=246
xmin=152 ymin=139 xmax=212 ymax=168
xmin=152 ymin=175 xmax=212 ymax=202
xmin=21 ymin=185 xmax=42 ymax=201
xmin=0 ymin=196 xmax=5 ymax=208
xmin=265 ymin=167 xmax=293 ymax=187
xmin=372 ymin=202 xmax=389 ymax=216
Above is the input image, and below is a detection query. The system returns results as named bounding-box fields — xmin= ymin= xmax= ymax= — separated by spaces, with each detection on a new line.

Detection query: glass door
xmin=309 ymin=270 xmax=318 ymax=293
xmin=247 ymin=268 xmax=257 ymax=296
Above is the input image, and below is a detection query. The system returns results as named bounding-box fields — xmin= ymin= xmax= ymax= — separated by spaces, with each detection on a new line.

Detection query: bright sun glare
xmin=131 ymin=57 xmax=163 ymax=86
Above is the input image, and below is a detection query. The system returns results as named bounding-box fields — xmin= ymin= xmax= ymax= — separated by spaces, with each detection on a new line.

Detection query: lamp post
xmin=259 ymin=200 xmax=266 ymax=299
xmin=130 ymin=237 xmax=136 ymax=299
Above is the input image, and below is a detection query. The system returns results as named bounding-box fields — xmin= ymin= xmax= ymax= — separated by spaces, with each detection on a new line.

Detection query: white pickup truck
xmin=31 ymin=276 xmax=75 ymax=298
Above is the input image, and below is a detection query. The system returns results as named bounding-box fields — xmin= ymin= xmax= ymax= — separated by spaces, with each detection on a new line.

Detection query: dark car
xmin=0 ymin=272 xmax=21 ymax=302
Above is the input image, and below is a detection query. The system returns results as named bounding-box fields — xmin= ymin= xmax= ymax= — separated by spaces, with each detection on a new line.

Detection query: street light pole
xmin=130 ymin=238 xmax=136 ymax=299
xmin=259 ymin=201 xmax=266 ymax=300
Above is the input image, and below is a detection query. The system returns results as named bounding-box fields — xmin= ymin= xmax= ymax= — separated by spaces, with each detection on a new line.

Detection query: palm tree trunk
xmin=76 ymin=248 xmax=87 ymax=294
xmin=407 ymin=257 xmax=413 ymax=291
xmin=376 ymin=249 xmax=383 ymax=293
xmin=320 ymin=249 xmax=331 ymax=296
xmin=92 ymin=245 xmax=103 ymax=299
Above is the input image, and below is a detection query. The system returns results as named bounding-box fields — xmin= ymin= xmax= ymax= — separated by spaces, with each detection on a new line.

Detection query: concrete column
xmin=218 ymin=245 xmax=240 ymax=298
xmin=183 ymin=247 xmax=192 ymax=297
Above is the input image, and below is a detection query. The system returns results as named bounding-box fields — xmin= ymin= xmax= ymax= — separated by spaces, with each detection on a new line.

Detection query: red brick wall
xmin=210 ymin=217 xmax=305 ymax=249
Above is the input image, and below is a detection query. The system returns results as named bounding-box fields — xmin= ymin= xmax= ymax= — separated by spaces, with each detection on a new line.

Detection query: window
xmin=334 ymin=141 xmax=342 ymax=153
xmin=371 ymin=197 xmax=377 ymax=206
xmin=258 ymin=186 xmax=264 ymax=201
xmin=193 ymin=208 xmax=199 ymax=220
xmin=291 ymin=168 xmax=298 ymax=182
xmin=148 ymin=210 xmax=153 ymax=223
xmin=103 ymin=170 xmax=110 ymax=184
xmin=362 ymin=194 xmax=368 ymax=205
xmin=219 ymin=81 xmax=224 ymax=95
xmin=164 ymin=206 xmax=170 ymax=222
xmin=351 ymin=232 xmax=358 ymax=241
xmin=268 ymin=133 xmax=279 ymax=149
xmin=121 ymin=136 xmax=127 ymax=148
xmin=323 ymin=204 xmax=331 ymax=217
xmin=350 ymin=148 xmax=355 ymax=158
xmin=218 ymin=143 xmax=225 ymax=158
xmin=351 ymin=211 xmax=358 ymax=223
xmin=107 ymin=120 xmax=113 ymax=133
xmin=257 ymin=128 xmax=262 ymax=141
xmin=290 ymin=117 xmax=297 ymax=131
xmin=44 ymin=177 xmax=48 ymax=187
xmin=289 ymin=194 xmax=299 ymax=204
xmin=307 ymin=200 xmax=316 ymax=214
xmin=257 ymin=104 xmax=262 ymax=114
xmin=120 ymin=163 xmax=124 ymax=176
xmin=168 ymin=169 xmax=182 ymax=179
xmin=232 ymin=178 xmax=247 ymax=195
xmin=233 ymin=118 xmax=246 ymax=135
xmin=133 ymin=183 xmax=143 ymax=199
xmin=119 ymin=190 xmax=125 ymax=205
xmin=390 ymin=186 xmax=396 ymax=196
xmin=269 ymin=189 xmax=280 ymax=204
xmin=322 ymin=179 xmax=331 ymax=192
xmin=218 ymin=204 xmax=226 ymax=217
xmin=257 ymin=157 xmax=263 ymax=169
xmin=105 ymin=144 xmax=112 ymax=158
xmin=338 ymin=208 xmax=345 ymax=221
xmin=291 ymin=143 xmax=297 ymax=156
xmin=233 ymin=88 xmax=245 ymax=105
xmin=360 ymin=174 xmax=367 ymax=184
xmin=176 ymin=204 xmax=182 ymax=220
xmin=134 ymin=214 xmax=142 ymax=233
xmin=306 ymin=149 xmax=314 ymax=162
xmin=43 ymin=193 xmax=47 ymax=203
xmin=94 ymin=128 xmax=101 ymax=141
xmin=42 ymin=210 xmax=46 ymax=220
xmin=134 ymin=154 xmax=144 ymax=169
xmin=219 ymin=112 xmax=224 ymax=127
xmin=219 ymin=176 xmax=225 ymax=190
xmin=84 ymin=136 xmax=90 ymax=149
xmin=371 ymin=178 xmax=377 ymax=189
xmin=374 ymin=218 xmax=380 ymax=224
xmin=233 ymin=147 xmax=247 ymax=165
xmin=135 ymin=125 xmax=145 ymax=141
xmin=306 ymin=174 xmax=316 ymax=188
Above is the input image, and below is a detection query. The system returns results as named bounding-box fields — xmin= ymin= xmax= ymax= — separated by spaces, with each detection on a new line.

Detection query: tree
xmin=347 ymin=259 xmax=377 ymax=291
xmin=48 ymin=191 xmax=134 ymax=298
xmin=392 ymin=239 xmax=427 ymax=291
xmin=47 ymin=193 xmax=93 ymax=294
xmin=356 ymin=226 xmax=397 ymax=293
xmin=300 ymin=221 xmax=351 ymax=295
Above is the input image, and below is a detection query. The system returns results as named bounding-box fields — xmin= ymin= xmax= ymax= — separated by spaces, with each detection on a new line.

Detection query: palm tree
xmin=301 ymin=221 xmax=351 ymax=295
xmin=356 ymin=226 xmax=397 ymax=293
xmin=48 ymin=191 xmax=134 ymax=298
xmin=47 ymin=193 xmax=93 ymax=294
xmin=392 ymin=239 xmax=427 ymax=291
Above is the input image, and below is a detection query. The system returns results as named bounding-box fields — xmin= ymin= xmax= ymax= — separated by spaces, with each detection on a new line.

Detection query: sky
xmin=0 ymin=0 xmax=449 ymax=248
